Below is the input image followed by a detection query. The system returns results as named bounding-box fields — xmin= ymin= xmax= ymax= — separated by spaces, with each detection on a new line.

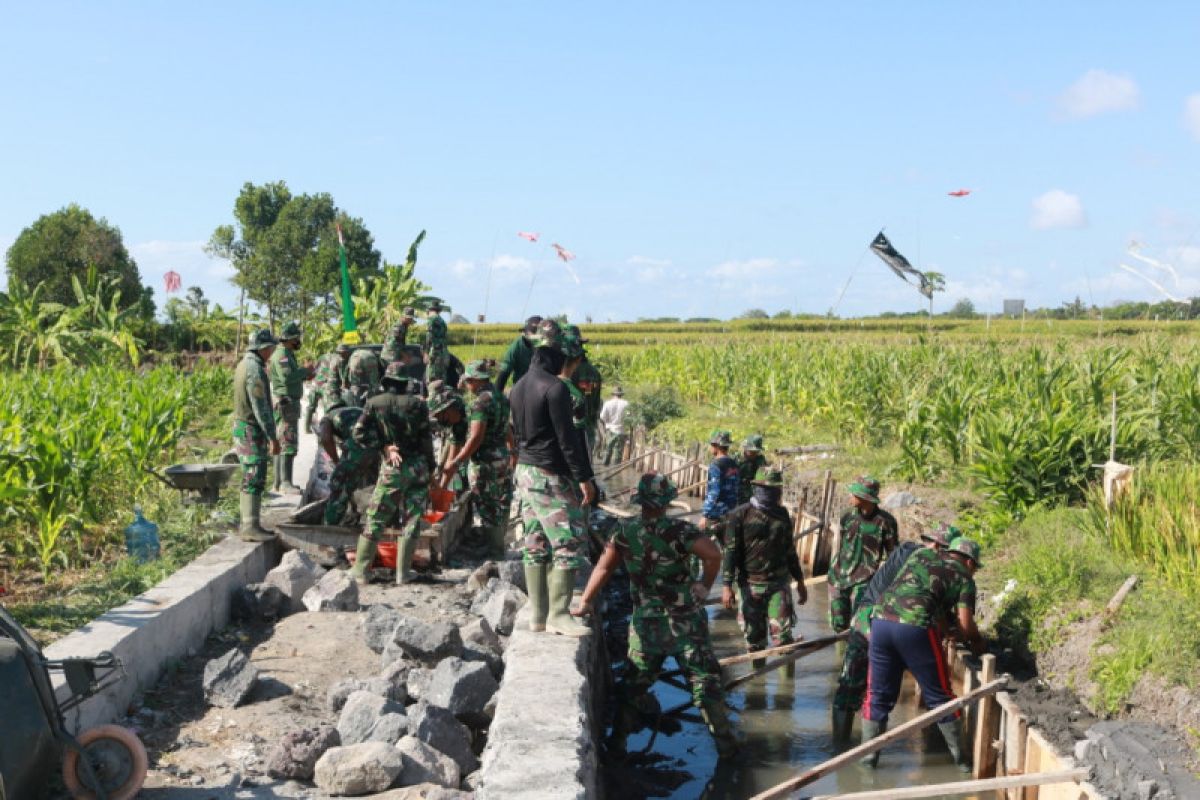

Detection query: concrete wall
xmin=478 ymin=606 xmax=607 ymax=800
xmin=43 ymin=537 xmax=280 ymax=733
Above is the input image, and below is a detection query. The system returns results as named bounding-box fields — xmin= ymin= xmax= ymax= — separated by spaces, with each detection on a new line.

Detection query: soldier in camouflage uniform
xmin=304 ymin=343 xmax=352 ymax=432
xmin=574 ymin=472 xmax=738 ymax=759
xmin=565 ymin=324 xmax=602 ymax=455
xmin=442 ymin=359 xmax=515 ymax=559
xmin=734 ymin=434 xmax=766 ymax=505
xmin=558 ymin=329 xmax=591 ymax=449
xmin=232 ymin=329 xmax=281 ymax=542
xmin=827 ymin=477 xmax=898 ymax=632
xmin=721 ymin=467 xmax=806 ymax=668
xmin=346 ymin=345 xmax=384 ymax=405
xmin=428 ymin=380 xmax=468 ymax=492
xmin=318 ymin=396 xmax=379 ymax=526
xmin=496 ymin=315 xmax=542 ymax=392
xmin=349 ymin=361 xmax=436 ymax=585
xmin=701 ymin=430 xmax=739 ymax=540
xmin=831 ymin=525 xmax=955 ymax=743
xmin=421 ymin=298 xmax=450 ymax=384
xmin=379 ymin=309 xmax=416 ymax=368
xmin=863 ymin=537 xmax=985 ymax=770
xmin=510 ymin=319 xmax=596 ymax=636
xmin=268 ymin=321 xmax=312 ymax=493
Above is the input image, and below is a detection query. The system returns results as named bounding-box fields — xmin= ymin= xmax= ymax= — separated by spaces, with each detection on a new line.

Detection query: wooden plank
xmin=808 ymin=769 xmax=1088 ymax=800
xmin=961 ymin=657 xmax=980 ymax=759
xmin=973 ymin=654 xmax=1000 ymax=779
xmin=1105 ymin=574 xmax=1139 ymax=617
xmin=1023 ymin=728 xmax=1064 ymax=800
xmin=748 ymin=678 xmax=1010 ymax=800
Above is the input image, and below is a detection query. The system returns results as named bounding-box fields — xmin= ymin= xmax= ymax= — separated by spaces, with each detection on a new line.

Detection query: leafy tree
xmin=739 ymin=308 xmax=769 ymax=319
xmin=207 ymin=181 xmax=382 ymax=323
xmin=6 ymin=204 xmax=151 ymax=317
xmin=948 ymin=298 xmax=977 ymax=318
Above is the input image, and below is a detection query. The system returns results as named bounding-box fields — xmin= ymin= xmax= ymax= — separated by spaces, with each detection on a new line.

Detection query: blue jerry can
xmin=124 ymin=506 xmax=160 ymax=562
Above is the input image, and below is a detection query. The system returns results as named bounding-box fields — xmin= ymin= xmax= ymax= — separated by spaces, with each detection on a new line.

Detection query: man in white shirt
xmin=599 ymin=386 xmax=630 ymax=465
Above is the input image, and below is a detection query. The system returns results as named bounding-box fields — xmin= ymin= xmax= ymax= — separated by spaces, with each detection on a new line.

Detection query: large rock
xmin=364 ymin=604 xmax=404 ymax=653
xmin=367 ymin=712 xmax=410 ymax=745
xmin=881 ymin=490 xmax=919 ymax=509
xmin=314 ymin=741 xmax=404 ymax=795
xmin=232 ymin=582 xmax=288 ymax=621
xmin=496 ymin=560 xmax=526 ymax=593
xmin=470 ymin=579 xmax=526 ymax=636
xmin=202 ymin=648 xmax=259 ymax=708
xmin=338 ymin=690 xmax=405 ymax=746
xmin=426 ymin=657 xmax=499 ymax=726
xmin=266 ymin=725 xmax=340 ymax=780
xmin=459 ymin=617 xmax=504 ymax=678
xmin=396 ymin=736 xmax=461 ymax=790
xmin=303 ymin=569 xmax=360 ymax=612
xmin=409 ymin=701 xmax=478 ymax=775
xmin=380 ymin=658 xmax=412 ymax=703
xmin=388 ymin=615 xmax=463 ymax=664
xmin=328 ymin=676 xmax=404 ymax=712
xmin=466 ymin=562 xmax=499 ymax=593
xmin=264 ymin=550 xmax=322 ymax=612
xmin=406 ymin=667 xmax=433 ymax=703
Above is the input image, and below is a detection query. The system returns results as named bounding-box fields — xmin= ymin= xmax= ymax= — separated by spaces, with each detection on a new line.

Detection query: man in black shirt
xmin=509 ymin=319 xmax=596 ymax=636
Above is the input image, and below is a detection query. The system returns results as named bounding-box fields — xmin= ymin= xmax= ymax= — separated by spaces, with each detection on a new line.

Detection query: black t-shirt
xmin=509 ymin=363 xmax=594 ymax=483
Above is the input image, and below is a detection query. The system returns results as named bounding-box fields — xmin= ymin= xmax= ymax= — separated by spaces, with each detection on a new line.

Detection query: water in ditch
xmin=599 ymin=568 xmax=986 ymax=799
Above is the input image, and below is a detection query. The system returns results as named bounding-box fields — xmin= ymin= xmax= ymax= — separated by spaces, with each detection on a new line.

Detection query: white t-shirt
xmin=599 ymin=397 xmax=630 ymax=435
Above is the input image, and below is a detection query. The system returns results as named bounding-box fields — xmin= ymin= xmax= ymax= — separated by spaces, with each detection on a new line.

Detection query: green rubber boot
xmin=238 ymin=494 xmax=274 ymax=542
xmin=831 ymin=708 xmax=855 ymax=744
xmin=349 ymin=536 xmax=377 ymax=585
xmin=701 ymin=699 xmax=740 ymax=759
xmin=395 ymin=536 xmax=420 ymax=585
xmin=280 ymin=454 xmax=299 ymax=492
xmin=937 ymin=719 xmax=971 ymax=773
xmin=524 ymin=563 xmax=549 ymax=632
xmin=860 ymin=718 xmax=886 ymax=768
xmin=547 ymin=568 xmax=591 ymax=637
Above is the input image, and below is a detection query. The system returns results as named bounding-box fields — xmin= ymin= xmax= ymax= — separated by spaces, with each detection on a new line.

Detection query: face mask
xmin=751 ymin=485 xmax=782 ymax=509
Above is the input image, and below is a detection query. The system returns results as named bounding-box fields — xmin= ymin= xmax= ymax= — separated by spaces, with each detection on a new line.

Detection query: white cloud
xmin=627 ymin=255 xmax=672 ymax=267
xmin=1184 ymin=94 xmax=1200 ymax=141
xmin=449 ymin=259 xmax=476 ymax=278
xmin=1030 ymin=190 xmax=1087 ymax=230
xmin=707 ymin=258 xmax=779 ymax=279
xmin=1057 ymin=69 xmax=1140 ymax=118
xmin=490 ymin=254 xmax=533 ymax=273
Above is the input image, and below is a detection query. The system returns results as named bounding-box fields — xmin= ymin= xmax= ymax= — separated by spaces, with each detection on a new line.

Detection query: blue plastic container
xmin=124 ymin=505 xmax=160 ymax=562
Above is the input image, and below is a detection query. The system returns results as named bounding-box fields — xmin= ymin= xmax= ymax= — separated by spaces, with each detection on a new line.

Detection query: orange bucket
xmin=429 ymin=488 xmax=454 ymax=513
xmin=422 ymin=510 xmax=446 ymax=525
xmin=346 ymin=541 xmax=398 ymax=569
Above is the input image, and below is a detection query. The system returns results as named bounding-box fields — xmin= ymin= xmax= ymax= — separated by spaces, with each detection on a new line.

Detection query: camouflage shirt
xmin=702 ymin=455 xmax=740 ymax=520
xmin=850 ymin=541 xmax=923 ymax=637
xmin=874 ymin=547 xmax=976 ymax=628
xmin=423 ymin=315 xmax=448 ymax=354
xmin=734 ymin=452 xmax=767 ymax=505
xmin=612 ymin=515 xmax=703 ymax=620
xmin=308 ymin=352 xmax=349 ymax=414
xmin=828 ymin=506 xmax=899 ymax=589
xmin=352 ymin=391 xmax=435 ymax=473
xmin=722 ymin=502 xmax=803 ymax=586
xmin=560 ymin=376 xmax=588 ymax=430
xmin=466 ymin=383 xmax=511 ymax=461
xmin=325 ymin=406 xmax=364 ymax=443
xmin=380 ymin=323 xmax=411 ymax=366
xmin=572 ymin=358 xmax=603 ymax=427
xmin=347 ymin=348 xmax=383 ymax=402
xmin=268 ymin=344 xmax=309 ymax=402
xmin=233 ymin=351 xmax=276 ymax=438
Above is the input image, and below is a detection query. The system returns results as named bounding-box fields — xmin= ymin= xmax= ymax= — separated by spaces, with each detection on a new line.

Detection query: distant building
xmin=1003 ymin=299 xmax=1025 ymax=317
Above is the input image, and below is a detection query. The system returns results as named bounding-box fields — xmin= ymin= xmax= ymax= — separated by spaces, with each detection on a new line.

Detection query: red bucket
xmin=422 ymin=510 xmax=446 ymax=525
xmin=347 ymin=541 xmax=398 ymax=569
xmin=430 ymin=488 xmax=454 ymax=513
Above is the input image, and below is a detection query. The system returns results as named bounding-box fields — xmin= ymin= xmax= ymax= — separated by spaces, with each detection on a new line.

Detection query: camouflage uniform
xmin=423 ymin=312 xmax=449 ymax=384
xmin=516 ymin=464 xmax=587 ymax=569
xmin=866 ymin=547 xmax=977 ymax=724
xmin=573 ymin=358 xmax=603 ymax=455
xmin=734 ymin=444 xmax=766 ymax=505
xmin=269 ymin=341 xmax=309 ymax=456
xmin=306 ymin=350 xmax=350 ymax=422
xmin=722 ymin=501 xmax=802 ymax=652
xmin=352 ymin=387 xmax=435 ymax=542
xmin=827 ymin=495 xmax=898 ymax=632
xmin=321 ymin=406 xmax=376 ymax=525
xmin=380 ymin=320 xmax=411 ymax=368
xmin=347 ymin=347 xmax=383 ymax=405
xmin=465 ymin=383 xmax=513 ymax=531
xmin=233 ymin=348 xmax=277 ymax=495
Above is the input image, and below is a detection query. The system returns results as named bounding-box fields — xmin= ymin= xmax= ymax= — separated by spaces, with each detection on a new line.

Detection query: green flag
xmin=337 ymin=223 xmax=360 ymax=344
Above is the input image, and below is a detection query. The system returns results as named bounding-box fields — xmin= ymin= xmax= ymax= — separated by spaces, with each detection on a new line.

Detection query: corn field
xmin=0 ymin=364 xmax=229 ymax=578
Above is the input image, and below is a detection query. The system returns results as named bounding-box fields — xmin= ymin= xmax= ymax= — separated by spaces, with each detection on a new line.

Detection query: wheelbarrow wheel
xmin=61 ymin=724 xmax=148 ymax=800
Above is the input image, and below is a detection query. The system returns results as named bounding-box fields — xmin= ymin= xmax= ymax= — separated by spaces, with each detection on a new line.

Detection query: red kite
xmin=517 ymin=231 xmax=540 ymax=243
xmin=552 ymin=243 xmax=575 ymax=262
xmin=163 ymin=271 xmax=181 ymax=293
xmin=948 ymin=189 xmax=972 ymax=197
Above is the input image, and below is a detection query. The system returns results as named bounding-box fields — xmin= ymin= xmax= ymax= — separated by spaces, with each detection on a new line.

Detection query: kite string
xmin=473 ymin=229 xmax=500 ymax=358
xmin=829 ymin=245 xmax=871 ymax=319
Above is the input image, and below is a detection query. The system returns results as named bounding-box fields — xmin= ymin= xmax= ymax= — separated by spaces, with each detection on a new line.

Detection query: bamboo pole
xmin=1104 ymin=575 xmax=1139 ymax=616
xmin=593 ymin=446 xmax=668 ymax=480
xmin=723 ymin=636 xmax=842 ymax=690
xmin=748 ymin=677 xmax=1010 ymax=800
xmin=608 ymin=459 xmax=703 ymax=497
xmin=718 ymin=631 xmax=847 ymax=667
xmin=807 ymin=768 xmax=1089 ymax=800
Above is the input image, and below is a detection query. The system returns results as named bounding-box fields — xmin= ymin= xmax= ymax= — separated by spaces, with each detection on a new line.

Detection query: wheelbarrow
xmin=146 ymin=462 xmax=238 ymax=505
xmin=0 ymin=604 xmax=148 ymax=800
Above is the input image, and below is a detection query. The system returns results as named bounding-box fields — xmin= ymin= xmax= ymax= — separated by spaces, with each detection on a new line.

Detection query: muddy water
xmin=637 ymin=590 xmax=987 ymax=799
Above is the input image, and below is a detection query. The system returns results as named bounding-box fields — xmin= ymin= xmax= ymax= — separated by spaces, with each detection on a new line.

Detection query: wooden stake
xmin=1105 ymin=574 xmax=1139 ymax=617
xmin=723 ymin=635 xmax=842 ymax=690
xmin=747 ymin=677 xmax=1009 ymax=800
xmin=718 ymin=631 xmax=847 ymax=667
xmin=972 ymin=654 xmax=999 ymax=778
xmin=807 ymin=768 xmax=1088 ymax=800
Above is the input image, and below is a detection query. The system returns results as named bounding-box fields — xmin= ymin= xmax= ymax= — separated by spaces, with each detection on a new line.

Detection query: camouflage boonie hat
xmin=279 ymin=321 xmax=302 ymax=340
xmin=248 ymin=328 xmax=278 ymax=351
xmin=523 ymin=315 xmax=543 ymax=335
xmin=463 ymin=359 xmax=493 ymax=380
xmin=742 ymin=434 xmax=764 ymax=452
xmin=709 ymin=430 xmax=733 ymax=448
xmin=560 ymin=331 xmax=585 ymax=359
xmin=631 ymin=471 xmax=679 ymax=509
xmin=423 ymin=296 xmax=447 ymax=312
xmin=428 ymin=384 xmax=463 ymax=416
xmin=381 ymin=361 xmax=410 ymax=385
xmin=950 ymin=537 xmax=982 ymax=566
xmin=849 ymin=475 xmax=881 ymax=505
xmin=921 ymin=523 xmax=960 ymax=548
xmin=335 ymin=343 xmax=352 ymax=356
xmin=531 ymin=319 xmax=564 ymax=351
xmin=564 ymin=324 xmax=589 ymax=344
xmin=751 ymin=467 xmax=784 ymax=487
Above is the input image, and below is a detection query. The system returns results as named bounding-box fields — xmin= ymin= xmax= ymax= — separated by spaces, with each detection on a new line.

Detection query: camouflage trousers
xmin=232 ymin=419 xmax=268 ymax=496
xmin=828 ymin=581 xmax=867 ymax=632
xmin=515 ymin=463 xmax=587 ymax=569
xmin=273 ymin=398 xmax=301 ymax=456
xmin=625 ymin=608 xmax=723 ymax=709
xmin=425 ymin=348 xmax=449 ymax=384
xmin=364 ymin=459 xmax=430 ymax=542
xmin=602 ymin=432 xmax=628 ymax=466
xmin=834 ymin=606 xmax=873 ymax=711
xmin=323 ymin=444 xmax=374 ymax=525
xmin=468 ymin=457 xmax=513 ymax=529
xmin=735 ymin=580 xmax=796 ymax=653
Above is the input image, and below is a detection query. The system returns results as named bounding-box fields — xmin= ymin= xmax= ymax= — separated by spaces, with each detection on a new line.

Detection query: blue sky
xmin=3 ymin=2 xmax=1199 ymax=322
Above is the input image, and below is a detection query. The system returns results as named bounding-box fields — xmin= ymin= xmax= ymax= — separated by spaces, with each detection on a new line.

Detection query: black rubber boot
xmin=831 ymin=708 xmax=855 ymax=744
xmin=860 ymin=718 xmax=886 ymax=767
xmin=937 ymin=719 xmax=971 ymax=773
